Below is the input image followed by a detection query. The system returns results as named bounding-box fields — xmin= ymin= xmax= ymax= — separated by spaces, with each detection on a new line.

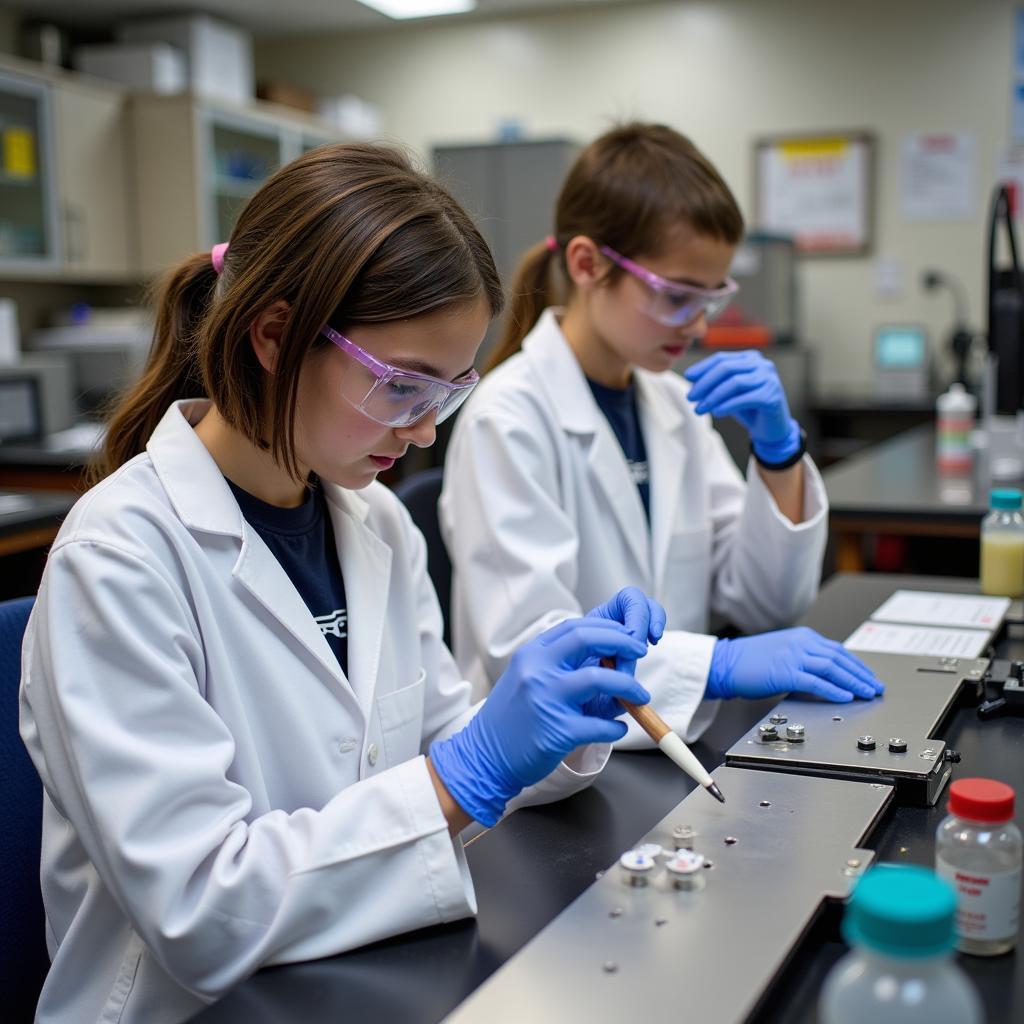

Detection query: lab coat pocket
xmin=376 ymin=668 xmax=427 ymax=767
xmin=664 ymin=523 xmax=713 ymax=629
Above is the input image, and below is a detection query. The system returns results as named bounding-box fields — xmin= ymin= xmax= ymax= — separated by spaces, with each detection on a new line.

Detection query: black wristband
xmin=752 ymin=428 xmax=807 ymax=471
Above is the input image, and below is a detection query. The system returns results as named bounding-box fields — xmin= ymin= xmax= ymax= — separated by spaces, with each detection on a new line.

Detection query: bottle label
xmin=936 ymin=856 xmax=1021 ymax=940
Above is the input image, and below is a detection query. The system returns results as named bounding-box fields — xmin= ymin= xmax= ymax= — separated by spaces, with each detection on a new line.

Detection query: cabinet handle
xmin=61 ymin=202 xmax=86 ymax=264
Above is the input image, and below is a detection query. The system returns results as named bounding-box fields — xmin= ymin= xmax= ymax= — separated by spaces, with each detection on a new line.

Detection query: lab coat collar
xmin=524 ymin=310 xmax=652 ymax=576
xmin=522 ymin=313 xmax=695 ymax=589
xmin=147 ymin=399 xmax=373 ymax=535
xmin=635 ymin=372 xmax=690 ymax=593
xmin=147 ymin=399 xmax=383 ymax=718
xmin=523 ymin=309 xmax=603 ymax=436
xmin=147 ymin=399 xmax=247 ymax=537
xmin=322 ymin=484 xmax=392 ymax=718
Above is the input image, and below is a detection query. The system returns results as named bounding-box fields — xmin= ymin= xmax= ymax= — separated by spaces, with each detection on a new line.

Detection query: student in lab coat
xmin=18 ymin=144 xmax=665 ymax=1024
xmin=441 ymin=123 xmax=884 ymax=746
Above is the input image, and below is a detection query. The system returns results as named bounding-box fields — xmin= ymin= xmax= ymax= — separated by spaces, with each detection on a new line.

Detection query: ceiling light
xmin=355 ymin=0 xmax=477 ymax=19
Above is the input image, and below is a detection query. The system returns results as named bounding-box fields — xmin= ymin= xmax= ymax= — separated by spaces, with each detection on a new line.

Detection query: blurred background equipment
xmin=922 ymin=267 xmax=976 ymax=388
xmin=704 ymin=233 xmax=797 ymax=348
xmin=873 ymin=323 xmax=929 ymax=400
xmin=986 ymin=184 xmax=1024 ymax=416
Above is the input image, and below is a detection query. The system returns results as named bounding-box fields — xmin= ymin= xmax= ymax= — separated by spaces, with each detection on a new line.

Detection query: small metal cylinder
xmin=786 ymin=723 xmax=805 ymax=742
xmin=857 ymin=735 xmax=876 ymax=751
xmin=619 ymin=850 xmax=656 ymax=887
xmin=671 ymin=825 xmax=697 ymax=851
xmin=666 ymin=851 xmax=705 ymax=890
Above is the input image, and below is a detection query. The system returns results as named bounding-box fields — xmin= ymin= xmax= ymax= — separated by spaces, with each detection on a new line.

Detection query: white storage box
xmin=73 ymin=43 xmax=187 ymax=94
xmin=317 ymin=95 xmax=382 ymax=138
xmin=117 ymin=14 xmax=253 ymax=104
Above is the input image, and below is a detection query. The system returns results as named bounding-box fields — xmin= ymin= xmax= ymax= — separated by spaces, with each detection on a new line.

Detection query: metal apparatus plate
xmin=725 ymin=652 xmax=988 ymax=805
xmin=444 ymin=767 xmax=893 ymax=1024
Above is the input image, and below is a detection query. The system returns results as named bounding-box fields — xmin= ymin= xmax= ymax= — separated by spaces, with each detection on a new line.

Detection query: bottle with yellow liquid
xmin=980 ymin=489 xmax=1024 ymax=597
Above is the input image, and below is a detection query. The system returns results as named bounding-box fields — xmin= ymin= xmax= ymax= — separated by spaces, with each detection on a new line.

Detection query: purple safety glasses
xmin=599 ymin=244 xmax=738 ymax=328
xmin=322 ymin=324 xmax=479 ymax=428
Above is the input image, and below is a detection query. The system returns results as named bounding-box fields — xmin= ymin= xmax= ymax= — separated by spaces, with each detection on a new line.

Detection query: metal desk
xmin=811 ymin=390 xmax=937 ymax=466
xmin=822 ymin=426 xmax=999 ymax=572
xmin=0 ymin=488 xmax=75 ymax=599
xmin=191 ymin=574 xmax=1023 ymax=1023
xmin=0 ymin=433 xmax=98 ymax=493
xmin=0 ymin=489 xmax=73 ymax=556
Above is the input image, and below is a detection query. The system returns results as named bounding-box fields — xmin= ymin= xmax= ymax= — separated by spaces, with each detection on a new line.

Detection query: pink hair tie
xmin=211 ymin=242 xmax=229 ymax=275
xmin=545 ymin=236 xmax=559 ymax=252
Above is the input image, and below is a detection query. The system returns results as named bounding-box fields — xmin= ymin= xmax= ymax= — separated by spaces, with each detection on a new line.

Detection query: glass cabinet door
xmin=0 ymin=71 xmax=58 ymax=267
xmin=203 ymin=113 xmax=283 ymax=247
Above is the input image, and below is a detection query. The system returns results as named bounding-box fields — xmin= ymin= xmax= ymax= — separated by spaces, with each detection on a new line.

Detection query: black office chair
xmin=0 ymin=596 xmax=49 ymax=1021
xmin=392 ymin=467 xmax=453 ymax=648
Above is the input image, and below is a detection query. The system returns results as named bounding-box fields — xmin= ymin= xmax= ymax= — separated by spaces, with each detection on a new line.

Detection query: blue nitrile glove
xmin=586 ymin=586 xmax=667 ymax=677
xmin=684 ymin=351 xmax=802 ymax=464
xmin=430 ymin=618 xmax=652 ymax=826
xmin=705 ymin=627 xmax=886 ymax=704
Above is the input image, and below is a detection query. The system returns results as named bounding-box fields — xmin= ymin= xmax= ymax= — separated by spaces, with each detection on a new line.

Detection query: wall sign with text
xmin=755 ymin=132 xmax=874 ymax=256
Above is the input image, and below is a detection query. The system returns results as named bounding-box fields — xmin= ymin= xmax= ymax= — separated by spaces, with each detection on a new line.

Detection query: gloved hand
xmin=430 ymin=618 xmax=652 ymax=826
xmin=684 ymin=351 xmax=802 ymax=464
xmin=705 ymin=627 xmax=885 ymax=703
xmin=586 ymin=586 xmax=667 ymax=677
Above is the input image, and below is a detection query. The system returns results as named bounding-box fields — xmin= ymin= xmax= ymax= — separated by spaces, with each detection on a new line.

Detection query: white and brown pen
xmin=601 ymin=656 xmax=726 ymax=804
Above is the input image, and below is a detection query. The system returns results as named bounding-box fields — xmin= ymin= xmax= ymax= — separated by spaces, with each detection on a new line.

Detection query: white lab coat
xmin=441 ymin=309 xmax=828 ymax=746
xmin=19 ymin=398 xmax=608 ymax=1024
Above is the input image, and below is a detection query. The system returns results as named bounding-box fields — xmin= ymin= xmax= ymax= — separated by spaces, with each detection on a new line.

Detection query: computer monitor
xmin=873 ymin=324 xmax=929 ymax=399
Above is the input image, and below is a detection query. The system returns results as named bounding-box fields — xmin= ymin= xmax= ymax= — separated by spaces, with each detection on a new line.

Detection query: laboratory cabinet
xmin=0 ymin=57 xmax=133 ymax=280
xmin=432 ymin=138 xmax=579 ymax=284
xmin=432 ymin=138 xmax=579 ymax=361
xmin=129 ymin=93 xmax=343 ymax=275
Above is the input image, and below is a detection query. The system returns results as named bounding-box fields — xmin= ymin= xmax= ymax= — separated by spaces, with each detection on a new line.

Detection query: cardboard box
xmin=257 ymin=80 xmax=317 ymax=114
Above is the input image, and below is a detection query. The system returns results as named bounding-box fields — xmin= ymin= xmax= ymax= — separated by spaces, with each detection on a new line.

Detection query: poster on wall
xmin=900 ymin=133 xmax=975 ymax=221
xmin=1013 ymin=8 xmax=1024 ymax=141
xmin=755 ymin=132 xmax=874 ymax=256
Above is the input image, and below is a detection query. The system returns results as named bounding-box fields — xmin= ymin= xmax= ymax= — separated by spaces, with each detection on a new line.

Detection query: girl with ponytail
xmin=20 ymin=142 xmax=662 ymax=1024
xmin=441 ymin=123 xmax=884 ymax=747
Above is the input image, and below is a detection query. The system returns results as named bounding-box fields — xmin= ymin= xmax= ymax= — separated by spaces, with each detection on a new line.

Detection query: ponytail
xmin=485 ymin=239 xmax=560 ymax=373
xmin=87 ymin=252 xmax=215 ymax=486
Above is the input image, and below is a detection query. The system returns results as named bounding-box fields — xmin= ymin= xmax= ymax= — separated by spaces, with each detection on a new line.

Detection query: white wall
xmin=256 ymin=0 xmax=1016 ymax=392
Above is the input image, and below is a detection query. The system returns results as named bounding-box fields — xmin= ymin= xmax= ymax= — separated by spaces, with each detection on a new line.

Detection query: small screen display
xmin=0 ymin=377 xmax=40 ymax=440
xmin=875 ymin=325 xmax=926 ymax=369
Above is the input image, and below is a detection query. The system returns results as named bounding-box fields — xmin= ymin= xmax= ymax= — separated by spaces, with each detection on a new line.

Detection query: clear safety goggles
xmin=599 ymin=244 xmax=739 ymax=327
xmin=322 ymin=324 xmax=479 ymax=428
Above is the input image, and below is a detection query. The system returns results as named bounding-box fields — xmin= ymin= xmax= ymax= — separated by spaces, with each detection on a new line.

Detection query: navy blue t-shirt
xmin=587 ymin=376 xmax=651 ymax=520
xmin=227 ymin=476 xmax=349 ymax=676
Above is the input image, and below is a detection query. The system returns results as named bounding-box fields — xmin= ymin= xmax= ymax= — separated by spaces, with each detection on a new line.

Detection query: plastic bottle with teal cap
xmin=819 ymin=864 xmax=982 ymax=1023
xmin=981 ymin=487 xmax=1024 ymax=596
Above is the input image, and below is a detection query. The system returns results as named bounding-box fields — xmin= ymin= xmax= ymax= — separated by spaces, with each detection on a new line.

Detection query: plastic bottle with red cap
xmin=935 ymin=777 xmax=1022 ymax=955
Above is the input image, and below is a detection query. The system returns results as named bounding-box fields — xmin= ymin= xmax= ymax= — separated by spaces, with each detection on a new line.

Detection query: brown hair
xmin=488 ymin=122 xmax=744 ymax=371
xmin=90 ymin=143 xmax=504 ymax=485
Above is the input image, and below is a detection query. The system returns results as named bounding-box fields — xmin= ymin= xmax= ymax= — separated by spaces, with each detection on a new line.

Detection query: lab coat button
xmin=367 ymin=743 xmax=379 ymax=766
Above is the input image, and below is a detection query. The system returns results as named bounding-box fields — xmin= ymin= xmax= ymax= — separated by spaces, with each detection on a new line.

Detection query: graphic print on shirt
xmin=316 ymin=608 xmax=348 ymax=640
xmin=628 ymin=460 xmax=650 ymax=487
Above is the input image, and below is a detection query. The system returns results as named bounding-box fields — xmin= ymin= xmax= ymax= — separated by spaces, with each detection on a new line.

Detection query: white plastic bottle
xmin=820 ymin=864 xmax=983 ymax=1024
xmin=936 ymin=777 xmax=1022 ymax=955
xmin=936 ymin=381 xmax=976 ymax=472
